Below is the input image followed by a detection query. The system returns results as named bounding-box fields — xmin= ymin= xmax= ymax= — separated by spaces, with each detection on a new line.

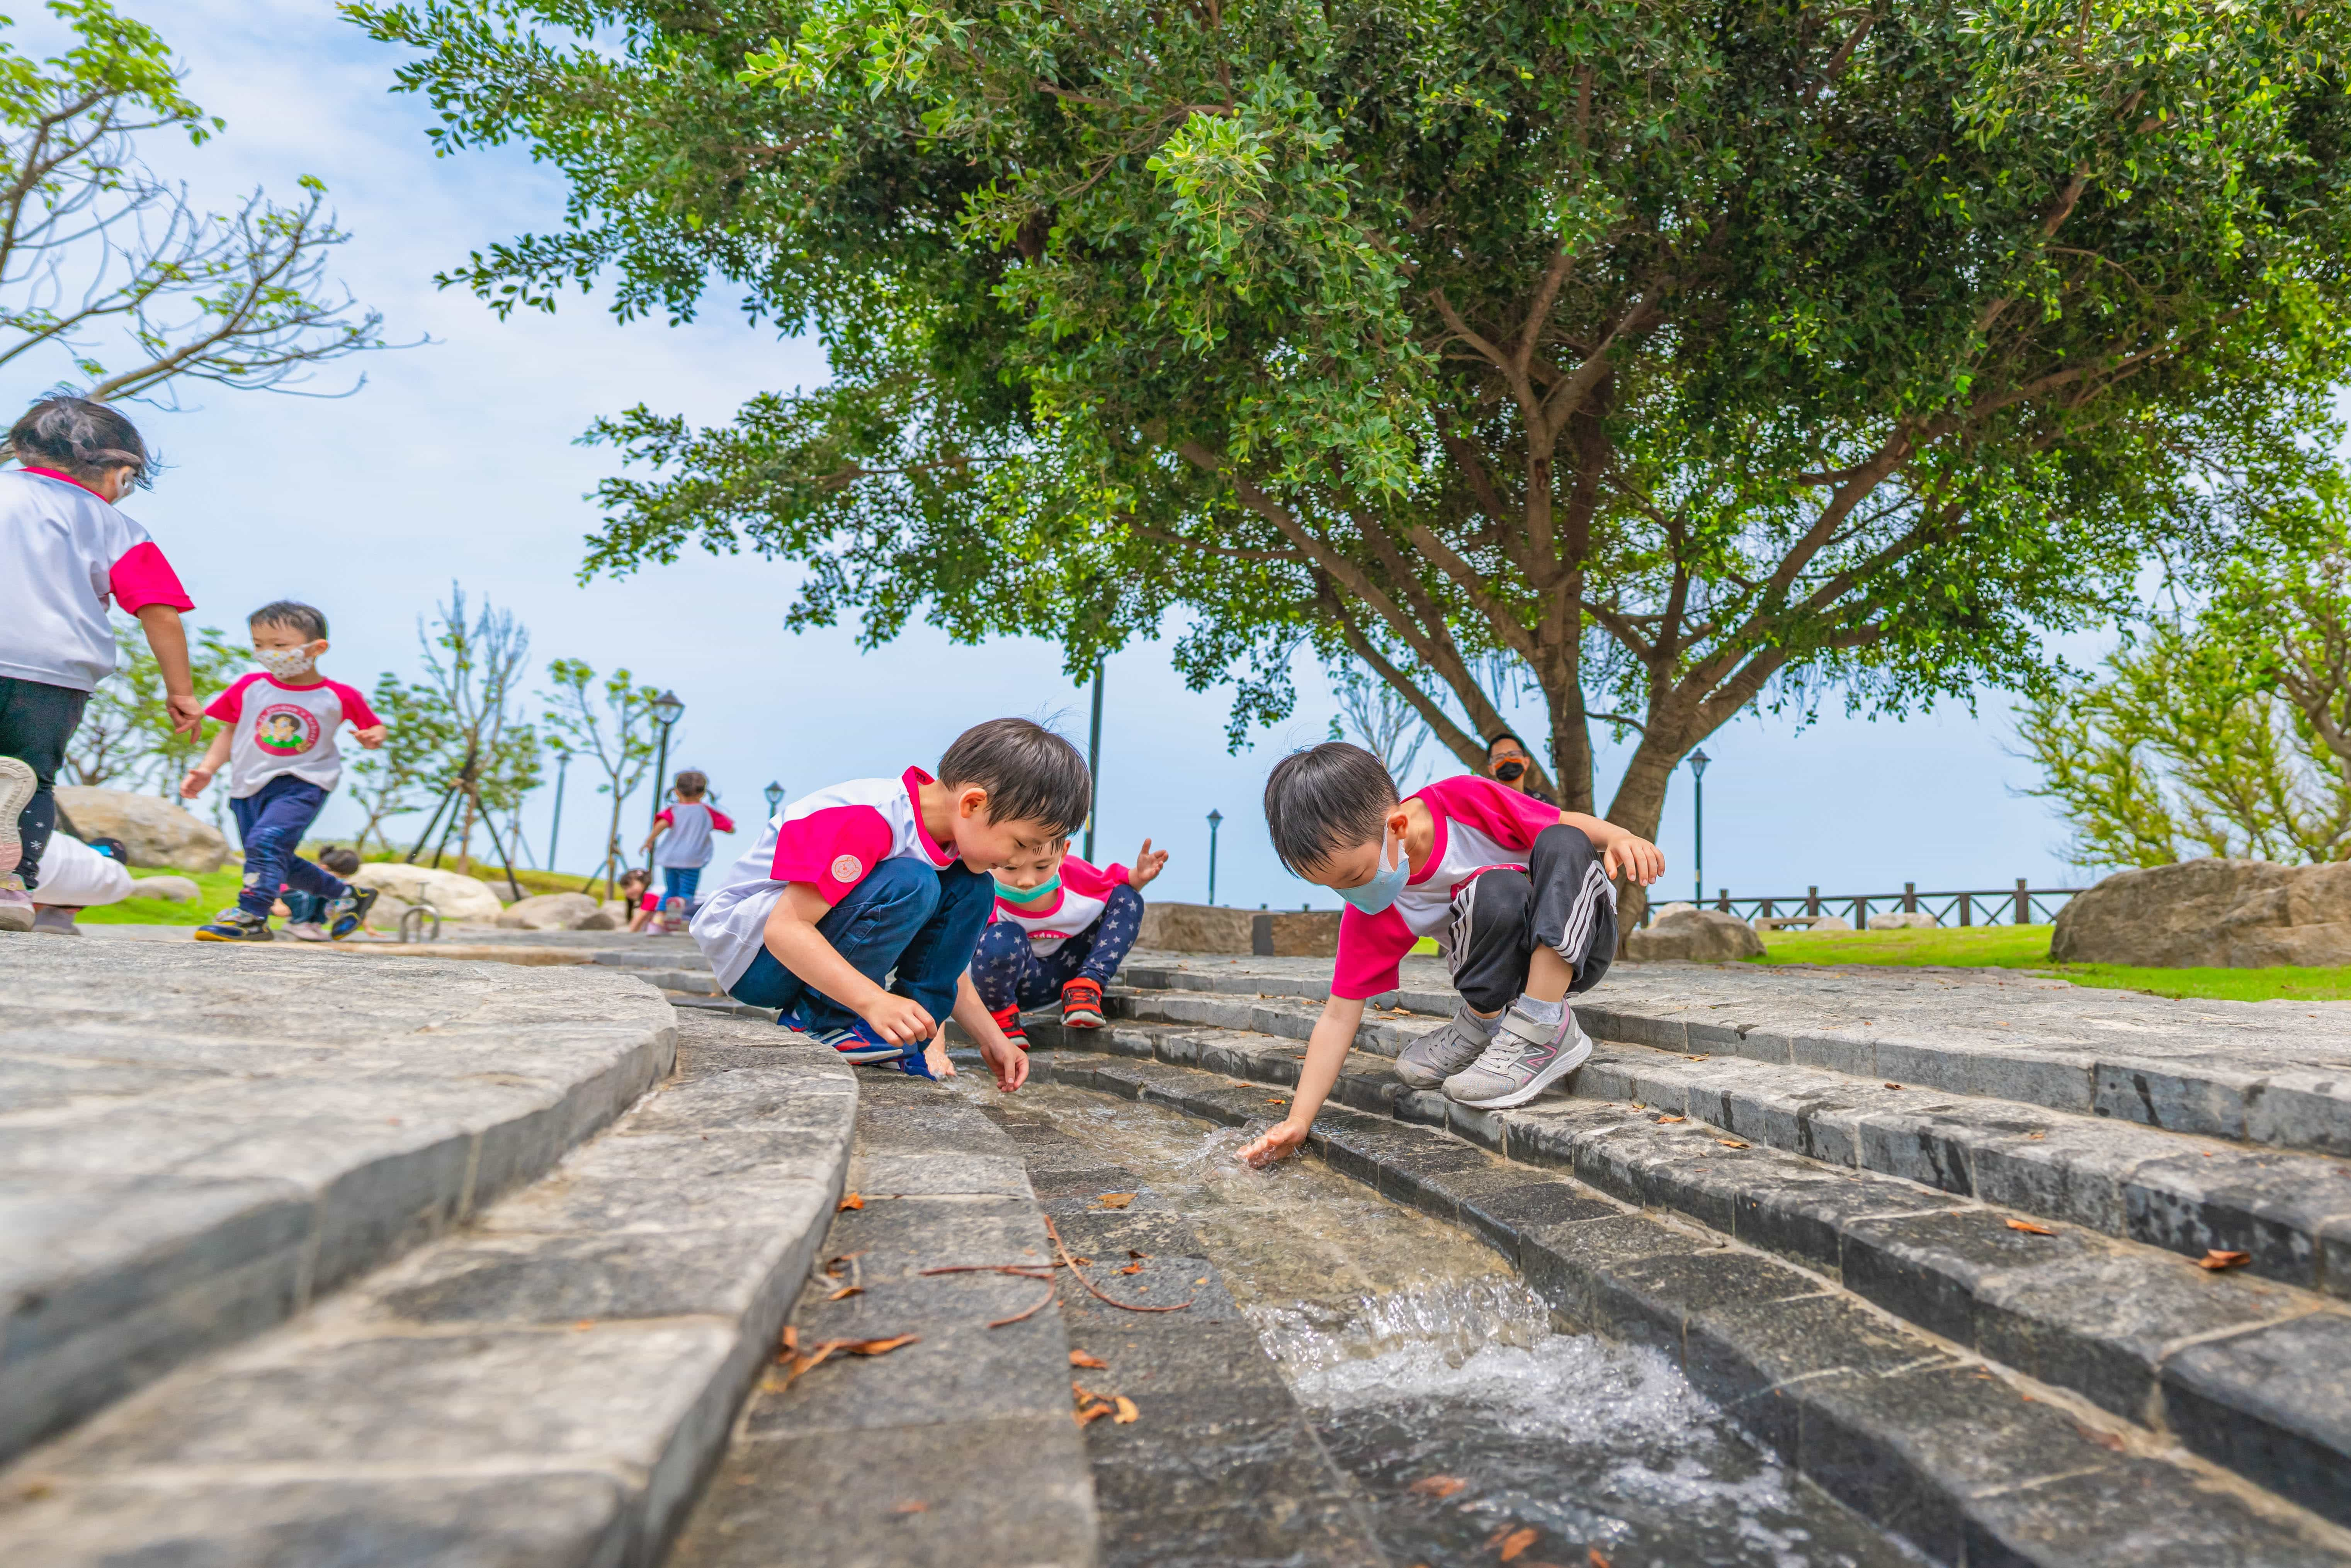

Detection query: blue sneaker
xmin=808 ymin=1019 xmax=922 ymax=1069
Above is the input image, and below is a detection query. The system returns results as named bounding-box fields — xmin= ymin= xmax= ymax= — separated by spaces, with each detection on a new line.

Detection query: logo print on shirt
xmin=253 ymin=703 xmax=321 ymax=756
xmin=830 ymin=854 xmax=864 ymax=883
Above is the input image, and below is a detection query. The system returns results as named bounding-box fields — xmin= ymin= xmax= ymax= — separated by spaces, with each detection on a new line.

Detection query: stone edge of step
xmin=1035 ymin=1045 xmax=2351 ymax=1568
xmin=0 ymin=961 xmax=682 ymax=1471
xmin=0 ymin=1011 xmax=857 ymax=1568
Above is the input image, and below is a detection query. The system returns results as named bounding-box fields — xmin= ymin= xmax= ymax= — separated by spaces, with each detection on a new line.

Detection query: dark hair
xmin=318 ymin=845 xmax=362 ymax=876
xmin=1263 ymin=742 xmax=1399 ymax=873
xmin=618 ymin=866 xmax=649 ymax=887
xmin=1486 ymin=730 xmax=1530 ymax=756
xmin=10 ymin=396 xmax=151 ymax=486
xmin=249 ymin=600 xmax=328 ymax=640
xmin=674 ymin=769 xmax=708 ymax=797
xmin=937 ymin=717 xmax=1090 ymax=835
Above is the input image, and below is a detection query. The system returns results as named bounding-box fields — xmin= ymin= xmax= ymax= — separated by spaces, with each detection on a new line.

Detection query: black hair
xmin=318 ymin=845 xmax=362 ymax=876
xmin=937 ymin=717 xmax=1090 ymax=835
xmin=249 ymin=600 xmax=328 ymax=640
xmin=9 ymin=396 xmax=151 ymax=486
xmin=1263 ymin=742 xmax=1400 ymax=874
xmin=674 ymin=769 xmax=708 ymax=797
xmin=1486 ymin=730 xmax=1530 ymax=756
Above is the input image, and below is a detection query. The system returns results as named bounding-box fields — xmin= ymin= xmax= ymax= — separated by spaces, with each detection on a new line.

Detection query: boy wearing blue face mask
xmin=1241 ymin=742 xmax=1664 ymax=1167
xmin=971 ymin=835 xmax=1169 ymax=1045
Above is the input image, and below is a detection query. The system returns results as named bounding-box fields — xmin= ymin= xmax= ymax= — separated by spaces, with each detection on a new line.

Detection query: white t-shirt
xmin=0 ymin=467 xmax=191 ymax=691
xmin=690 ymin=767 xmax=959 ymax=989
xmin=989 ymin=853 xmax=1131 ymax=956
xmin=653 ymin=800 xmax=737 ymax=868
xmin=204 ymin=673 xmax=380 ymax=797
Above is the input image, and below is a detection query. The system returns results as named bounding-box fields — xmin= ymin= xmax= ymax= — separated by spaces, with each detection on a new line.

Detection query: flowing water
xmin=960 ymin=1074 xmax=1921 ymax=1568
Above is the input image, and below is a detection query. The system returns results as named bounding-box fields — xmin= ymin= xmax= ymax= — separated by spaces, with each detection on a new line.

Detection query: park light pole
xmin=763 ymin=780 xmax=785 ymax=818
xmin=1205 ymin=809 xmax=1223 ymax=906
xmin=1083 ymin=663 xmax=1104 ymax=861
xmin=1688 ymin=748 xmax=1711 ymax=906
xmin=648 ymin=690 xmax=685 ymax=828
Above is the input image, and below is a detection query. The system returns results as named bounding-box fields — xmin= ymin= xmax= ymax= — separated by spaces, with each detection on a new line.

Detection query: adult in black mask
xmin=1484 ymin=730 xmax=1556 ymax=803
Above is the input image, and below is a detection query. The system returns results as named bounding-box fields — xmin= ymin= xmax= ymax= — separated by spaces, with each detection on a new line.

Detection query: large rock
xmin=346 ymin=862 xmax=505 ymax=924
xmin=51 ymin=787 xmax=226 ymax=873
xmin=496 ymin=892 xmax=605 ymax=931
xmin=128 ymin=874 xmax=201 ymax=904
xmin=1626 ymin=907 xmax=1766 ymax=963
xmin=1870 ymin=911 xmax=1938 ymax=931
xmin=2051 ymin=858 xmax=2351 ymax=968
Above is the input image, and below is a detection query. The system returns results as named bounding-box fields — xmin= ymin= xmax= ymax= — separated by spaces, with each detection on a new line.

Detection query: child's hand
xmin=860 ymin=992 xmax=937 ymax=1046
xmin=179 ymin=764 xmax=212 ymax=800
xmin=167 ymin=694 xmax=205 ymax=739
xmin=1239 ymin=1118 xmax=1309 ymax=1168
xmin=978 ymin=1028 xmax=1030 ymax=1093
xmin=1128 ymin=837 xmax=1170 ymax=890
xmin=353 ymin=724 xmax=388 ymax=750
xmin=1601 ymin=831 xmax=1665 ymax=886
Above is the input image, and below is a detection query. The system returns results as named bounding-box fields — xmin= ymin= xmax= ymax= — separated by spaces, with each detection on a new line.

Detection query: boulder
xmin=346 ymin=862 xmax=505 ymax=924
xmin=1626 ymin=907 xmax=1765 ymax=963
xmin=577 ymin=907 xmax=620 ymax=931
xmin=1870 ymin=911 xmax=1938 ymax=931
xmin=496 ymin=892 xmax=605 ymax=931
xmin=2051 ymin=858 xmax=2351 ymax=968
xmin=52 ymin=787 xmax=226 ymax=873
xmin=1812 ymin=914 xmax=1853 ymax=932
xmin=128 ymin=875 xmax=201 ymax=904
xmin=1652 ymin=902 xmax=1698 ymax=919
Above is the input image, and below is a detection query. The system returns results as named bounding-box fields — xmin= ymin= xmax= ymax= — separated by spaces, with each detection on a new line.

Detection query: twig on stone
xmin=1045 ymin=1217 xmax=1193 ymax=1313
xmin=919 ymin=1263 xmax=1057 ymax=1279
xmin=988 ymin=1281 xmax=1060 ymax=1328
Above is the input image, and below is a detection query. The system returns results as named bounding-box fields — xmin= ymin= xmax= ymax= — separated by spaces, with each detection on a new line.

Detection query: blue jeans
xmin=970 ymin=884 xmax=1144 ymax=1012
xmin=661 ymin=865 xmax=701 ymax=902
xmin=230 ymin=775 xmax=347 ymax=919
xmin=728 ymin=856 xmax=993 ymax=1035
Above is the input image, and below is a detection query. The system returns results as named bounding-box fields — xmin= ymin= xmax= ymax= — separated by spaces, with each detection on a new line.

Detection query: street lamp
xmin=1205 ymin=809 xmax=1223 ymax=906
xmin=1688 ymin=748 xmax=1711 ymax=906
xmin=545 ymin=748 xmax=570 ymax=872
xmin=1083 ymin=663 xmax=1105 ymax=862
xmin=763 ymin=780 xmax=785 ymax=817
xmin=648 ymin=690 xmax=685 ymax=828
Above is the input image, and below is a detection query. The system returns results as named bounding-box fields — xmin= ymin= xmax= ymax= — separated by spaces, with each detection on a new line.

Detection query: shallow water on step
xmin=957 ymin=1073 xmax=1920 ymax=1567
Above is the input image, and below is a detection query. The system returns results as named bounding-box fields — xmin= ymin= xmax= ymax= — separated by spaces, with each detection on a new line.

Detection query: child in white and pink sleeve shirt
xmin=972 ymin=834 xmax=1170 ymax=1044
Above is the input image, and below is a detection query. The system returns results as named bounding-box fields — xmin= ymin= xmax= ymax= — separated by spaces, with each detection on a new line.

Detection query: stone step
xmin=1037 ymin=1047 xmax=2351 ymax=1567
xmin=1116 ymin=953 xmax=2351 ymax=1159
xmin=1046 ymin=1014 xmax=2351 ymax=1540
xmin=0 ymin=941 xmax=678 ymax=1466
xmin=0 ymin=1011 xmax=857 ymax=1567
xmin=666 ymin=1067 xmax=1099 ymax=1567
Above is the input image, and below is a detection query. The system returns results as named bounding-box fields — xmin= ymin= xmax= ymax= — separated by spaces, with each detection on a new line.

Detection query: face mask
xmin=255 ymin=646 xmax=316 ymax=679
xmin=1493 ymin=759 xmax=1527 ymax=782
xmin=995 ymin=871 xmax=1061 ymax=902
xmin=1334 ymin=825 xmax=1410 ymax=915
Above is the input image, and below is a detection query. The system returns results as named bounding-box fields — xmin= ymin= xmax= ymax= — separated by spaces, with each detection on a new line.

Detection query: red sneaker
xmin=989 ymin=1003 xmax=1030 ymax=1051
xmin=1061 ymin=977 xmax=1105 ymax=1030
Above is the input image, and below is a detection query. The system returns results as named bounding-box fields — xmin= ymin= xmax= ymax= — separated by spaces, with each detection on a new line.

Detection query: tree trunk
xmin=455 ymin=789 xmax=477 ymax=877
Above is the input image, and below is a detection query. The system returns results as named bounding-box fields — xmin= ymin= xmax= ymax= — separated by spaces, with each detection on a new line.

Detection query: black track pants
xmin=0 ymin=676 xmax=90 ymax=893
xmin=1443 ymin=824 xmax=1618 ymax=1013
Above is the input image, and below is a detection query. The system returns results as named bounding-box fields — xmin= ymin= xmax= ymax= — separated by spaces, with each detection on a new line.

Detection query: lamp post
xmin=1205 ymin=809 xmax=1223 ymax=906
xmin=763 ymin=780 xmax=785 ymax=817
xmin=647 ymin=690 xmax=685 ymax=828
xmin=545 ymin=749 xmax=569 ymax=872
xmin=1083 ymin=663 xmax=1105 ymax=861
xmin=1688 ymin=748 xmax=1711 ymax=906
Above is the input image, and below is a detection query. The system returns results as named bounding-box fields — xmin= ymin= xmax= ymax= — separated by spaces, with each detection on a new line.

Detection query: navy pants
xmin=231 ymin=775 xmax=348 ymax=919
xmin=970 ymin=884 xmax=1144 ymax=1012
xmin=0 ymin=676 xmax=89 ymax=892
xmin=661 ymin=865 xmax=702 ymax=902
xmin=728 ymin=856 xmax=993 ymax=1035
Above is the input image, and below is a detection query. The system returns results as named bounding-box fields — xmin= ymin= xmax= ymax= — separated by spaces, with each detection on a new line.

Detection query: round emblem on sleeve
xmin=830 ymin=854 xmax=864 ymax=883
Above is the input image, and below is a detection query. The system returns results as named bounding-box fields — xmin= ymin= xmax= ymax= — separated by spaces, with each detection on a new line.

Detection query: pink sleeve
xmin=1331 ymin=904 xmax=1417 ymax=1000
xmin=770 ymin=804 xmax=895 ymax=905
xmin=655 ymin=807 xmax=675 ymax=828
xmin=325 ymin=680 xmax=380 ymax=729
xmin=204 ymin=672 xmax=260 ymax=724
xmin=1056 ymin=856 xmax=1127 ymax=899
xmin=1416 ymin=775 xmax=1560 ymax=854
xmin=108 ymin=540 xmax=193 ymax=613
xmin=709 ymin=808 xmax=736 ymax=832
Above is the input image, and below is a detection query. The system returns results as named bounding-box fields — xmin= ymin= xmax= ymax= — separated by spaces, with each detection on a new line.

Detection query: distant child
xmin=617 ymin=867 xmax=655 ymax=932
xmin=691 ymin=718 xmax=1090 ymax=1090
xmin=639 ymin=769 xmax=734 ymax=907
xmin=973 ymin=835 xmax=1169 ymax=1045
xmin=0 ymin=396 xmax=200 ymax=933
xmin=1240 ymin=743 xmax=1663 ymax=1167
xmin=182 ymin=602 xmax=386 ymax=943
xmin=280 ymin=844 xmax=364 ymax=941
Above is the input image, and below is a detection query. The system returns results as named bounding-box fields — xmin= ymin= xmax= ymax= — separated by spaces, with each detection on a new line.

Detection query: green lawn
xmin=1749 ymin=923 xmax=2351 ymax=1004
xmin=76 ymin=867 xmax=246 ymax=924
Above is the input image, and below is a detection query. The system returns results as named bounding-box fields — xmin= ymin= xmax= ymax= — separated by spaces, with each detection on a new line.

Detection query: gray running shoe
xmin=1442 ymin=1003 xmax=1593 ymax=1108
xmin=1393 ymin=1003 xmax=1499 ymax=1089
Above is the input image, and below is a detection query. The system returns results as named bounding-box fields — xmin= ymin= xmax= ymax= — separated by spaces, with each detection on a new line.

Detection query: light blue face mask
xmin=995 ymin=871 xmax=1061 ymax=902
xmin=1334 ymin=828 xmax=1409 ymax=915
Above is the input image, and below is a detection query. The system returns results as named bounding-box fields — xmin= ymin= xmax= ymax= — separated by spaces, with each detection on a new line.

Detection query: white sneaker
xmin=1442 ymin=1003 xmax=1594 ymax=1108
xmin=284 ymin=921 xmax=330 ymax=942
xmin=0 ymin=874 xmax=32 ymax=934
xmin=1393 ymin=1002 xmax=1499 ymax=1089
xmin=0 ymin=756 xmax=33 ymax=879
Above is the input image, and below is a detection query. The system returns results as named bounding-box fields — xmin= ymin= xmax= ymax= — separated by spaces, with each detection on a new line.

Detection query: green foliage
xmin=542 ymin=656 xmax=664 ymax=888
xmin=64 ymin=618 xmax=243 ymax=792
xmin=352 ymin=0 xmax=2351 ymax=871
xmin=345 ymin=671 xmax=460 ymax=853
xmin=1751 ymin=922 xmax=2351 ymax=1002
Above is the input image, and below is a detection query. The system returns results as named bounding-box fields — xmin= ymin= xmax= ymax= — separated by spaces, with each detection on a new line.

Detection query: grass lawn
xmin=1749 ymin=924 xmax=2351 ymax=1004
xmin=74 ymin=856 xmax=614 ymax=927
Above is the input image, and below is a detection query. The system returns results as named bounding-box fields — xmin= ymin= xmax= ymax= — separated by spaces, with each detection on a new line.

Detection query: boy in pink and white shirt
xmin=971 ymin=834 xmax=1170 ymax=1042
xmin=1241 ymin=743 xmax=1665 ymax=1165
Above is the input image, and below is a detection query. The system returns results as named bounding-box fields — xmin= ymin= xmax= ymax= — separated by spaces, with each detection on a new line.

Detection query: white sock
xmin=1513 ymin=994 xmax=1566 ymax=1026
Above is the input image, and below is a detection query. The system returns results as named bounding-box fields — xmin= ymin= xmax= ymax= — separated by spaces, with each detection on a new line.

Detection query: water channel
xmin=957 ymin=1073 xmax=1920 ymax=1568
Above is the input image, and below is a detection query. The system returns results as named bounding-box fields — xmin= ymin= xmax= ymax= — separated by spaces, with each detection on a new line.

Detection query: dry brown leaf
xmin=2075 ymin=1423 xmax=2126 ymax=1452
xmin=1716 ymin=1138 xmax=1749 ymax=1149
xmin=1075 ymin=1402 xmax=1115 ymax=1426
xmin=2005 ymin=1218 xmax=2057 ymax=1236
xmin=2026 ymin=1132 xmax=2047 ymax=1141
xmin=1589 ymin=1551 xmax=1613 ymax=1568
xmin=1097 ymin=1193 xmax=1137 ymax=1210
xmin=1407 ymin=1475 xmax=1469 ymax=1499
xmin=1128 ymin=1248 xmax=1147 ymax=1258
xmin=1657 ymin=1114 xmax=1685 ymax=1124
xmin=892 ymin=1500 xmax=930 ymax=1514
xmin=1884 ymin=1082 xmax=1904 ymax=1090
xmin=837 ymin=1193 xmax=865 ymax=1211
xmin=826 ymin=1284 xmax=864 ymax=1301
xmin=1485 ymin=1526 xmax=1515 ymax=1549
xmin=1113 ymin=1395 xmax=1139 ymax=1424
xmin=778 ymin=1325 xmax=799 ymax=1361
xmin=1070 ymin=1350 xmax=1109 ymax=1369
xmin=1267 ymin=1097 xmax=1287 ymax=1104
xmin=842 ymin=1334 xmax=919 ymax=1356
xmin=1499 ymin=1526 xmax=1540 ymax=1561
xmin=1686 ymin=1053 xmax=1710 ymax=1061
xmin=1119 ymin=1263 xmax=1144 ymax=1275
xmin=2197 ymin=1249 xmax=2252 ymax=1271
xmin=571 ymin=1319 xmax=595 ymax=1332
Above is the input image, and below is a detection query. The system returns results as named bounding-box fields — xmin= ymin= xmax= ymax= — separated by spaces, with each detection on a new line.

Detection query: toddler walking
xmin=972 ymin=835 xmax=1168 ymax=1045
xmin=639 ymin=769 xmax=734 ymax=908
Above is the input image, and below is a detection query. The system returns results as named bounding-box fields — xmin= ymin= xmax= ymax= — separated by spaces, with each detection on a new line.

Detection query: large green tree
xmin=354 ymin=0 xmax=2351 ymax=911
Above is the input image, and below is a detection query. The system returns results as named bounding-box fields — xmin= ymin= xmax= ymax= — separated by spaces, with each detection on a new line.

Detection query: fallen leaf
xmin=1486 ymin=1526 xmax=1515 ymax=1549
xmin=1070 ymin=1350 xmax=1109 ymax=1369
xmin=1408 ymin=1475 xmax=1469 ymax=1499
xmin=1657 ymin=1114 xmax=1685 ymax=1123
xmin=1128 ymin=1249 xmax=1147 ymax=1259
xmin=1113 ymin=1395 xmax=1139 ymax=1424
xmin=1716 ymin=1138 xmax=1749 ymax=1149
xmin=837 ymin=1193 xmax=865 ymax=1211
xmin=1589 ymin=1552 xmax=1613 ymax=1568
xmin=1685 ymin=1053 xmax=1710 ymax=1061
xmin=1097 ymin=1193 xmax=1136 ymax=1210
xmin=2197 ymin=1249 xmax=2252 ymax=1271
xmin=1119 ymin=1263 xmax=1144 ymax=1275
xmin=826 ymin=1284 xmax=864 ymax=1301
xmin=1075 ymin=1401 xmax=1114 ymax=1426
xmin=1499 ymin=1526 xmax=1540 ymax=1561
xmin=1884 ymin=1082 xmax=1904 ymax=1090
xmin=778 ymin=1326 xmax=799 ymax=1361
xmin=2075 ymin=1423 xmax=2125 ymax=1452
xmin=572 ymin=1319 xmax=595 ymax=1332
xmin=2005 ymin=1218 xmax=2057 ymax=1236
xmin=893 ymin=1500 xmax=930 ymax=1514
xmin=2026 ymin=1132 xmax=2047 ymax=1141
xmin=842 ymin=1334 xmax=918 ymax=1356
xmin=1267 ymin=1097 xmax=1286 ymax=1104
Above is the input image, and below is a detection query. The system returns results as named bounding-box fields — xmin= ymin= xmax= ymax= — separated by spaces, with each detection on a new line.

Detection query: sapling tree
xmin=542 ymin=658 xmax=662 ymax=900
xmin=65 ymin=617 xmax=241 ymax=792
xmin=412 ymin=584 xmax=541 ymax=890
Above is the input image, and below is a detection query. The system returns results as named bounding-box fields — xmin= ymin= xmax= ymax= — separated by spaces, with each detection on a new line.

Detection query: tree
xmin=344 ymin=672 xmax=458 ymax=853
xmin=1328 ymin=662 xmax=1431 ymax=790
xmin=64 ymin=616 xmax=241 ymax=791
xmin=0 ymin=0 xmax=397 ymax=409
xmin=410 ymin=584 xmax=542 ymax=889
xmin=542 ymin=658 xmax=661 ymax=899
xmin=355 ymin=0 xmax=2351 ymax=921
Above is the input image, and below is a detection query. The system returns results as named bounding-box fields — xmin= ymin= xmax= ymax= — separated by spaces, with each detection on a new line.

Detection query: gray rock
xmin=345 ymin=862 xmax=505 ymax=923
xmin=1625 ymin=907 xmax=1765 ymax=962
xmin=2053 ymin=857 xmax=2351 ymax=967
xmin=51 ymin=787 xmax=226 ymax=873
xmin=498 ymin=891 xmax=605 ymax=931
xmin=1870 ymin=910 xmax=1938 ymax=930
xmin=126 ymin=874 xmax=200 ymax=903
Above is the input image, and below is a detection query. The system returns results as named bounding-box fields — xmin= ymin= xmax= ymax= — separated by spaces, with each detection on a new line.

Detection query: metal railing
xmin=1648 ymin=880 xmax=2087 ymax=929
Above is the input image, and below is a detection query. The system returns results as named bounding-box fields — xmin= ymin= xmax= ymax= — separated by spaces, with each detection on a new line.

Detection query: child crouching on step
xmin=690 ymin=718 xmax=1091 ymax=1091
xmin=973 ymin=834 xmax=1170 ymax=1045
xmin=1241 ymin=742 xmax=1663 ymax=1167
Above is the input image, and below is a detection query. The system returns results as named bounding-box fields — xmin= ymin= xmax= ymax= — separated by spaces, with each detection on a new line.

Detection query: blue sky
xmin=40 ymin=0 xmax=2106 ymax=907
